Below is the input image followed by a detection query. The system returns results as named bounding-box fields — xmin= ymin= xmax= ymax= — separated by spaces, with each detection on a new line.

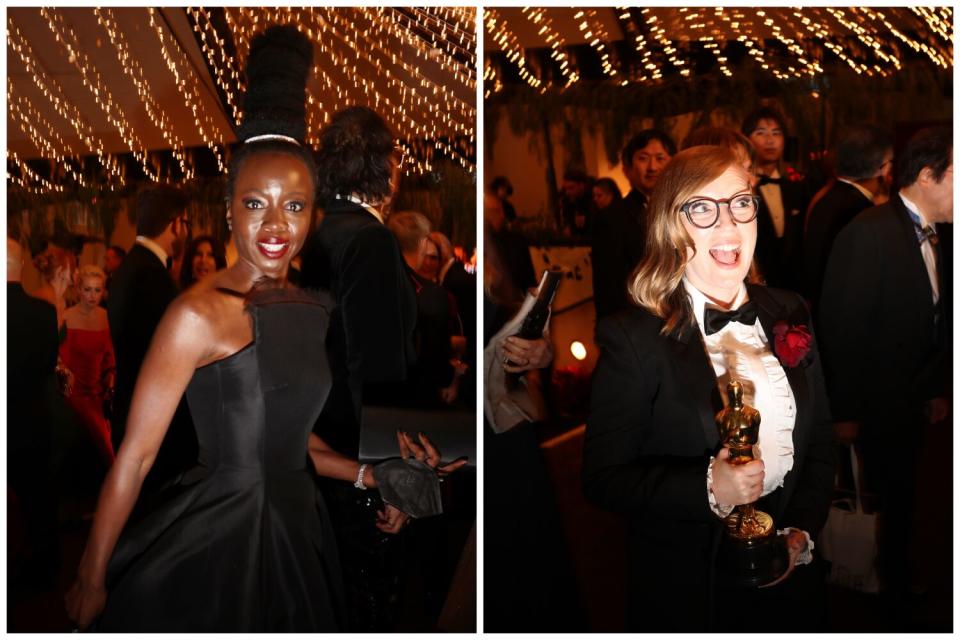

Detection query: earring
xmin=226 ymin=216 xmax=233 ymax=231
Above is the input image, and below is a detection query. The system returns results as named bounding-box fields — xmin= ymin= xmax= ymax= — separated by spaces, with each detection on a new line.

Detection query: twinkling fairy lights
xmin=39 ymin=7 xmax=160 ymax=181
xmin=10 ymin=7 xmax=475 ymax=191
xmin=484 ymin=8 xmax=542 ymax=90
xmin=521 ymin=7 xmax=580 ymax=84
xmin=7 ymin=20 xmax=126 ymax=186
xmin=484 ymin=7 xmax=952 ymax=93
xmin=574 ymin=9 xmax=617 ymax=78
xmin=95 ymin=7 xmax=194 ymax=179
xmin=147 ymin=8 xmax=227 ymax=173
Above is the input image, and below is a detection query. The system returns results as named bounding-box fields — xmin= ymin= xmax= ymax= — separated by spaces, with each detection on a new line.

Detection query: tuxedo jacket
xmin=107 ymin=243 xmax=197 ymax=488
xmin=755 ymin=177 xmax=808 ymax=290
xmin=802 ymin=180 xmax=874 ymax=305
xmin=591 ymin=189 xmax=646 ymax=319
xmin=817 ymin=197 xmax=952 ymax=427
xmin=583 ymin=284 xmax=834 ymax=630
xmin=299 ymin=199 xmax=417 ymax=456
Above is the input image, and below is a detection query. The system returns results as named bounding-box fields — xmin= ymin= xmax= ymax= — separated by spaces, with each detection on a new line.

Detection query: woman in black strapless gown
xmin=65 ymin=26 xmax=460 ymax=632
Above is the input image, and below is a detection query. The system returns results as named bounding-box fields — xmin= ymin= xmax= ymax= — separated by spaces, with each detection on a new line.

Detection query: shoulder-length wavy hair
xmin=628 ymin=145 xmax=748 ymax=335
xmin=180 ymin=234 xmax=228 ymax=289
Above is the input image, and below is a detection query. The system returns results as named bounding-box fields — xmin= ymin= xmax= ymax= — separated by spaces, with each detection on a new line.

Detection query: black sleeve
xmin=816 ymin=219 xmax=881 ymax=421
xmin=782 ymin=296 xmax=836 ymax=538
xmin=582 ymin=316 xmax=714 ymax=523
xmin=339 ymin=226 xmax=416 ymax=382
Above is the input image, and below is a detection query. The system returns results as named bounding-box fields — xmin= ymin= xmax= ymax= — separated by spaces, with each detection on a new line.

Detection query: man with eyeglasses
xmin=108 ymin=184 xmax=197 ymax=493
xmin=803 ymin=125 xmax=894 ymax=307
xmin=742 ymin=106 xmax=810 ymax=290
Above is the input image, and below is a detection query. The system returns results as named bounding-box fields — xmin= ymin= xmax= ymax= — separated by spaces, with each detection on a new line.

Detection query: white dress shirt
xmin=135 ymin=235 xmax=169 ymax=268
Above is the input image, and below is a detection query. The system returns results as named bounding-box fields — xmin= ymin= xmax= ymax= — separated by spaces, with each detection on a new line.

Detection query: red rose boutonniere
xmin=785 ymin=166 xmax=805 ymax=183
xmin=773 ymin=321 xmax=813 ymax=368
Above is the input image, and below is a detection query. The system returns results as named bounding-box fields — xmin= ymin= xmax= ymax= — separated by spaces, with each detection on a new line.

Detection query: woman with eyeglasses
xmin=582 ymin=145 xmax=834 ymax=632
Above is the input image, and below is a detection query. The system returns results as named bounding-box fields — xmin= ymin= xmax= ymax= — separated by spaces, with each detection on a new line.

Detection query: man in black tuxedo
xmin=818 ymin=126 xmax=952 ymax=618
xmin=108 ymin=184 xmax=196 ymax=491
xmin=591 ymin=129 xmax=674 ymax=319
xmin=803 ymin=125 xmax=893 ymax=306
xmin=299 ymin=106 xmax=417 ymax=458
xmin=7 ymin=236 xmax=61 ymax=585
xmin=742 ymin=107 xmax=809 ymax=289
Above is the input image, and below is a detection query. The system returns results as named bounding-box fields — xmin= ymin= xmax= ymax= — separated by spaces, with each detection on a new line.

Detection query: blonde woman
xmin=583 ymin=145 xmax=834 ymax=632
xmin=60 ymin=265 xmax=116 ymax=465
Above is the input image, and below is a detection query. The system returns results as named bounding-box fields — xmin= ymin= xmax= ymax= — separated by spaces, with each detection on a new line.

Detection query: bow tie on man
xmin=757 ymin=175 xmax=784 ymax=187
xmin=703 ymin=301 xmax=759 ymax=336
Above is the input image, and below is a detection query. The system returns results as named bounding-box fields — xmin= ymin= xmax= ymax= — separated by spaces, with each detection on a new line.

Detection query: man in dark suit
xmin=818 ymin=126 xmax=952 ymax=620
xmin=7 ymin=236 xmax=61 ymax=585
xmin=389 ymin=212 xmax=465 ymax=407
xmin=299 ymin=106 xmax=417 ymax=458
xmin=742 ymin=106 xmax=809 ymax=289
xmin=108 ymin=184 xmax=196 ymax=491
xmin=431 ymin=231 xmax=476 ymax=404
xmin=591 ymin=129 xmax=675 ymax=319
xmin=803 ymin=125 xmax=893 ymax=306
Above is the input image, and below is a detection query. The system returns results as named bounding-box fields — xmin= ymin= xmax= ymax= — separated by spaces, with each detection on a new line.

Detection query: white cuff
xmin=706 ymin=456 xmax=734 ymax=519
xmin=777 ymin=527 xmax=814 ymax=565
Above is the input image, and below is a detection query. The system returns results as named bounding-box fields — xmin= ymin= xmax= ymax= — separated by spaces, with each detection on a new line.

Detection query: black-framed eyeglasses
xmin=680 ymin=193 xmax=760 ymax=229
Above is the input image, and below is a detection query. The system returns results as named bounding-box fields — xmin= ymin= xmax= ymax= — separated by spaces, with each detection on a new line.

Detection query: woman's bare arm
xmin=66 ymin=296 xmax=216 ymax=628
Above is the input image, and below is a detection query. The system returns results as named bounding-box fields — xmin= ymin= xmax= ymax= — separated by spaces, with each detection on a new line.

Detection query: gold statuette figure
xmin=714 ymin=380 xmax=787 ymax=586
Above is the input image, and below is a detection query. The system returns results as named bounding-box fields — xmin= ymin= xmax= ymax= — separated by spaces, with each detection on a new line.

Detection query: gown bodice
xmin=99 ymin=287 xmax=342 ymax=632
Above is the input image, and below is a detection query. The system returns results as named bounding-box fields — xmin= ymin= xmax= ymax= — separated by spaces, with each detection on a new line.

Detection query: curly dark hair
xmin=315 ymin=106 xmax=395 ymax=206
xmin=180 ymin=234 xmax=227 ymax=289
xmin=226 ymin=24 xmax=318 ymax=203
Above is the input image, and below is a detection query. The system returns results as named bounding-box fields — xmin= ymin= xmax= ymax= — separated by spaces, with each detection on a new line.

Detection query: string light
xmin=7 ymin=20 xmax=125 ymax=186
xmin=484 ymin=8 xmax=542 ymax=89
xmin=485 ymin=8 xmax=952 ymax=89
xmin=39 ymin=7 xmax=160 ymax=181
xmin=8 ymin=79 xmax=88 ymax=186
xmin=147 ymin=8 xmax=227 ymax=173
xmin=8 ymin=150 xmax=64 ymax=193
xmin=573 ymin=9 xmax=617 ymax=78
xmin=521 ymin=7 xmax=579 ymax=84
xmin=95 ymin=8 xmax=194 ymax=179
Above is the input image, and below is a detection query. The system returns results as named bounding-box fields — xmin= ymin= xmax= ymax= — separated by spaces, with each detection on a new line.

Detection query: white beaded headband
xmin=244 ymin=134 xmax=300 ymax=145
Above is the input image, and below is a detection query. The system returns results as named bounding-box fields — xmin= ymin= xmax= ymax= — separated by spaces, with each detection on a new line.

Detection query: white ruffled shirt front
xmin=685 ymin=279 xmax=812 ymax=564
xmin=684 ymin=279 xmax=797 ymax=501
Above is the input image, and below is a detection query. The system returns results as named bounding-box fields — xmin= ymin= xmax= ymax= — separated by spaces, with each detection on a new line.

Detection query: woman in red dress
xmin=60 ymin=265 xmax=116 ymax=465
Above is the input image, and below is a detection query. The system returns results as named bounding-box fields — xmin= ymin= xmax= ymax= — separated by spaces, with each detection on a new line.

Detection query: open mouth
xmin=257 ymin=238 xmax=290 ymax=260
xmin=708 ymin=243 xmax=741 ymax=268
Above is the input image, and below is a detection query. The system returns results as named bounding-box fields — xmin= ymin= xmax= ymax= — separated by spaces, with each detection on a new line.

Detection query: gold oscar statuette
xmin=714 ymin=380 xmax=788 ymax=587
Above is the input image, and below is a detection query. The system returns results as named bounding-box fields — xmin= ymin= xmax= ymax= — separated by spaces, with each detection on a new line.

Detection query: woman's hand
xmin=501 ymin=336 xmax=553 ymax=373
xmin=710 ymin=447 xmax=764 ymax=507
xmin=759 ymin=529 xmax=809 ymax=588
xmin=375 ymin=504 xmax=409 ymax=534
xmin=397 ymin=430 xmax=468 ymax=477
xmin=65 ymin=579 xmax=107 ymax=631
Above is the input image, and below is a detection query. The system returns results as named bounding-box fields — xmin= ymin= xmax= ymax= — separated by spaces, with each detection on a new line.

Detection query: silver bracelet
xmin=354 ymin=463 xmax=368 ymax=490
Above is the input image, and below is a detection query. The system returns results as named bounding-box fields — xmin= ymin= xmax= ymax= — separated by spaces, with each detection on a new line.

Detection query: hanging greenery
xmin=393 ymin=158 xmax=477 ymax=249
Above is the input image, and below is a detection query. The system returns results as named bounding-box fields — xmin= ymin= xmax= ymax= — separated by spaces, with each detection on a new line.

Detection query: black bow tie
xmin=704 ymin=301 xmax=759 ymax=335
xmin=757 ymin=175 xmax=783 ymax=187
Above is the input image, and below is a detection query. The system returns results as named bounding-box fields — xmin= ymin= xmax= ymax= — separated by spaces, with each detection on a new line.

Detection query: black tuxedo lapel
xmin=749 ymin=285 xmax=811 ymax=517
xmin=667 ymin=323 xmax=722 ymax=453
xmin=891 ymin=196 xmax=938 ymax=307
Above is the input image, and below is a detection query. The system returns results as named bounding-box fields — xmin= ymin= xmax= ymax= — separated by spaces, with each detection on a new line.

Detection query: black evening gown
xmin=97 ymin=288 xmax=344 ymax=631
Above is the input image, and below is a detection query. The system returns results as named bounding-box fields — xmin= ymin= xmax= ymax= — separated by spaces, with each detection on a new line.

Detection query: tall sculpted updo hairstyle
xmin=225 ymin=24 xmax=318 ymax=204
